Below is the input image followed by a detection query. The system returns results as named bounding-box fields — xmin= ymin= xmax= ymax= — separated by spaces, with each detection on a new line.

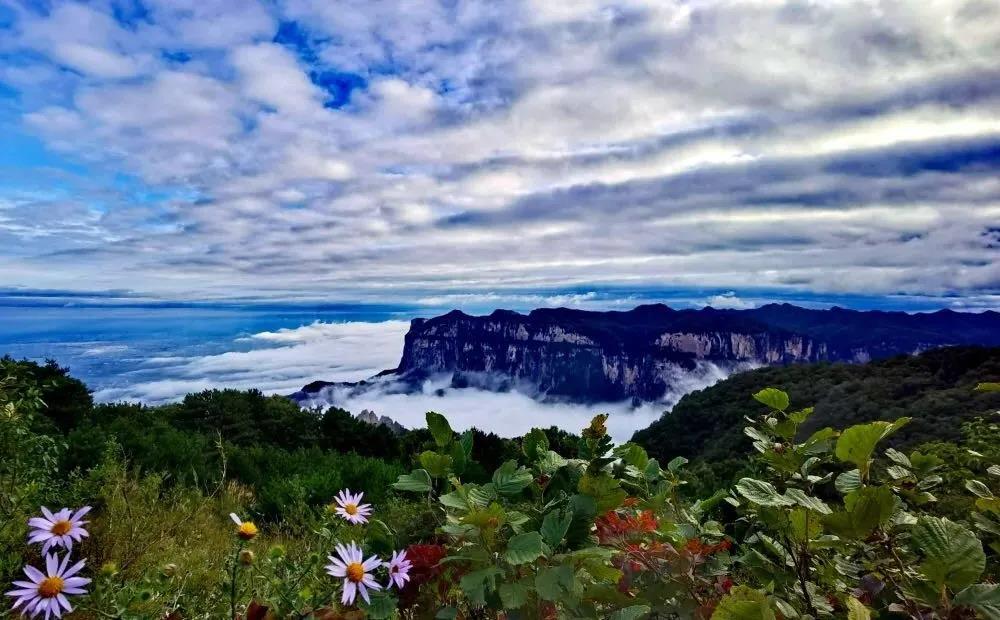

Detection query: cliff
xmin=391 ymin=304 xmax=1000 ymax=403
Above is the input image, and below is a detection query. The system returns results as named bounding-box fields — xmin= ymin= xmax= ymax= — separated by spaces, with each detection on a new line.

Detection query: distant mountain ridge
xmin=294 ymin=303 xmax=1000 ymax=405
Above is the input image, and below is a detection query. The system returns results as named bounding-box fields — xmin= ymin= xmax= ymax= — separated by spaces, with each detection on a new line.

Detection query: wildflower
xmin=239 ymin=550 xmax=255 ymax=566
xmin=161 ymin=563 xmax=177 ymax=578
xmin=229 ymin=513 xmax=258 ymax=540
xmin=595 ymin=509 xmax=658 ymax=544
xmin=27 ymin=507 xmax=91 ymax=554
xmin=332 ymin=489 xmax=372 ymax=525
xmin=384 ymin=550 xmax=412 ymax=589
xmin=5 ymin=553 xmax=90 ymax=618
xmin=325 ymin=542 xmax=382 ymax=606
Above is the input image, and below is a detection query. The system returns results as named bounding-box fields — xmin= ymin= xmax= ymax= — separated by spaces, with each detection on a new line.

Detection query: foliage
xmin=3 ymin=359 xmax=1000 ymax=618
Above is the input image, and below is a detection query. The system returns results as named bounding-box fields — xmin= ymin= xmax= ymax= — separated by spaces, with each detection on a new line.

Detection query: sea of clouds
xmin=93 ymin=319 xmax=736 ymax=442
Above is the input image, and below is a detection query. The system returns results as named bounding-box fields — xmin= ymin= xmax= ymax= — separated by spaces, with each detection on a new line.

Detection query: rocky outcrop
xmin=388 ymin=304 xmax=1000 ymax=403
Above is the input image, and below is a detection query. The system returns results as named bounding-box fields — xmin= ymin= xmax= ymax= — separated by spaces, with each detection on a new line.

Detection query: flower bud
xmin=239 ymin=550 xmax=255 ymax=566
xmin=100 ymin=562 xmax=119 ymax=578
xmin=162 ymin=563 xmax=178 ymax=577
xmin=267 ymin=544 xmax=286 ymax=560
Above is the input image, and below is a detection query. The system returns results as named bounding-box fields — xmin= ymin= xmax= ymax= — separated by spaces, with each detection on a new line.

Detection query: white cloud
xmin=705 ymin=292 xmax=756 ymax=310
xmin=0 ymin=0 xmax=997 ymax=305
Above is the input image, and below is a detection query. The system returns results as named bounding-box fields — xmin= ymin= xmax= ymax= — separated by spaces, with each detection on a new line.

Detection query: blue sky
xmin=1 ymin=0 xmax=999 ymax=311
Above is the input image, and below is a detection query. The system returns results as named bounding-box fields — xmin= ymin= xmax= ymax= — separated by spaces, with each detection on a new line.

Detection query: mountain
xmin=631 ymin=345 xmax=1000 ymax=471
xmin=377 ymin=303 xmax=1000 ymax=402
xmin=292 ymin=303 xmax=1000 ymax=405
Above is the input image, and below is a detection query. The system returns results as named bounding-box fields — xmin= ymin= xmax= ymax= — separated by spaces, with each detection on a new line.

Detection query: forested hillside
xmin=633 ymin=346 xmax=1000 ymax=464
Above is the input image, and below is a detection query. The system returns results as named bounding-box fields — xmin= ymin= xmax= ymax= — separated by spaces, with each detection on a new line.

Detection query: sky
xmin=1 ymin=0 xmax=999 ymax=311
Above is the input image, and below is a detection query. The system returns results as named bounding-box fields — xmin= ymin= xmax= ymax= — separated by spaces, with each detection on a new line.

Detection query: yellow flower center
xmin=346 ymin=562 xmax=365 ymax=583
xmin=344 ymin=503 xmax=358 ymax=516
xmin=38 ymin=577 xmax=64 ymax=598
xmin=238 ymin=522 xmax=258 ymax=540
xmin=50 ymin=520 xmax=72 ymax=536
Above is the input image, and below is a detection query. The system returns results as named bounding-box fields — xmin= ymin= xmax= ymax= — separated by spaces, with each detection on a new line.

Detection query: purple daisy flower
xmin=332 ymin=490 xmax=372 ymax=525
xmin=28 ymin=507 xmax=91 ymax=554
xmin=5 ymin=553 xmax=90 ymax=619
xmin=384 ymin=549 xmax=412 ymax=589
xmin=325 ymin=541 xmax=382 ymax=606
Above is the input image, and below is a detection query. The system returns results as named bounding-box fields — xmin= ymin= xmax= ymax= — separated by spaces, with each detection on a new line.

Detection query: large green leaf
xmin=426 ymin=411 xmax=454 ymax=447
xmin=911 ymin=516 xmax=985 ymax=591
xmin=954 ymin=584 xmax=1000 ymax=620
xmin=735 ymin=478 xmax=794 ymax=507
xmin=614 ymin=442 xmax=650 ymax=470
xmin=835 ymin=469 xmax=862 ymax=494
xmin=823 ymin=485 xmax=897 ymax=539
xmin=753 ymin=388 xmax=789 ymax=412
xmin=712 ymin=586 xmax=776 ymax=620
xmin=785 ymin=488 xmax=831 ymax=514
xmin=419 ymin=450 xmax=453 ymax=478
xmin=534 ymin=565 xmax=575 ymax=601
xmin=505 ymin=531 xmax=546 ymax=565
xmin=498 ymin=581 xmax=531 ymax=609
xmin=493 ymin=460 xmax=534 ymax=496
xmin=975 ymin=382 xmax=1000 ymax=392
xmin=392 ymin=468 xmax=432 ymax=492
xmin=835 ymin=418 xmax=910 ymax=478
xmin=458 ymin=567 xmax=502 ymax=606
xmin=541 ymin=508 xmax=573 ymax=547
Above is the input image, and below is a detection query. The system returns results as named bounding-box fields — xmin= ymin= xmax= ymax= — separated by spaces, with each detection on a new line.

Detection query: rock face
xmin=391 ymin=304 xmax=1000 ymax=403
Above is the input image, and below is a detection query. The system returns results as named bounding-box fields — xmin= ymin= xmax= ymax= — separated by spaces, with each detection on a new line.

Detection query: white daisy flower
xmin=325 ymin=541 xmax=382 ymax=606
xmin=332 ymin=489 xmax=372 ymax=525
xmin=27 ymin=507 xmax=91 ymax=554
xmin=5 ymin=553 xmax=90 ymax=619
xmin=384 ymin=549 xmax=412 ymax=589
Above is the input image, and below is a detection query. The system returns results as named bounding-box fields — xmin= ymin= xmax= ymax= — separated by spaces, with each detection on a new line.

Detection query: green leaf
xmin=989 ymin=465 xmax=1000 ymax=478
xmin=439 ymin=490 xmax=470 ymax=511
xmin=493 ymin=460 xmax=534 ymax=496
xmin=420 ymin=450 xmax=453 ymax=478
xmin=467 ymin=483 xmax=498 ymax=507
xmin=449 ymin=441 xmax=468 ymax=476
xmin=360 ymin=591 xmax=398 ymax=619
xmin=911 ymin=516 xmax=985 ymax=591
xmin=846 ymin=596 xmax=871 ymax=620
xmin=835 ymin=469 xmax=862 ymax=494
xmin=534 ymin=565 xmax=575 ymax=601
xmin=667 ymin=455 xmax=689 ymax=473
xmin=610 ymin=605 xmax=651 ymax=620
xmin=966 ymin=479 xmax=994 ymax=499
xmin=505 ymin=531 xmax=546 ymax=565
xmin=614 ymin=442 xmax=649 ymax=470
xmin=753 ymin=388 xmax=789 ymax=412
xmin=735 ymin=478 xmax=795 ymax=507
xmin=426 ymin=411 xmax=454 ymax=447
xmin=578 ymin=472 xmax=627 ymax=512
xmin=885 ymin=447 xmax=911 ymax=467
xmin=789 ymin=507 xmax=822 ymax=542
xmin=458 ymin=567 xmax=502 ymax=606
xmin=523 ymin=428 xmax=550 ymax=461
xmin=712 ymin=585 xmax=776 ymax=620
xmin=435 ymin=607 xmax=458 ymax=620
xmin=541 ymin=508 xmax=573 ymax=547
xmin=835 ymin=418 xmax=910 ymax=478
xmin=785 ymin=488 xmax=831 ymax=514
xmin=954 ymin=584 xmax=1000 ymax=620
xmin=392 ymin=468 xmax=432 ymax=492
xmin=975 ymin=382 xmax=1000 ymax=392
xmin=459 ymin=429 xmax=474 ymax=458
xmin=498 ymin=581 xmax=531 ymax=609
xmin=823 ymin=486 xmax=897 ymax=539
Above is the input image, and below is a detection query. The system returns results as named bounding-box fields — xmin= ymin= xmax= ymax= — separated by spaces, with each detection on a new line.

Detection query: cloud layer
xmin=94 ymin=319 xmax=731 ymax=441
xmin=0 ymin=1 xmax=998 ymax=305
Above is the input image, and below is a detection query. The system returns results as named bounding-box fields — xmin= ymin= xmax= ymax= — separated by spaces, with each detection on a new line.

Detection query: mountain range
xmin=293 ymin=303 xmax=1000 ymax=405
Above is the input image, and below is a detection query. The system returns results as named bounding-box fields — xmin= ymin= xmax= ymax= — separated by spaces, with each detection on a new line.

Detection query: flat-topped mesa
xmin=394 ymin=303 xmax=1000 ymax=403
